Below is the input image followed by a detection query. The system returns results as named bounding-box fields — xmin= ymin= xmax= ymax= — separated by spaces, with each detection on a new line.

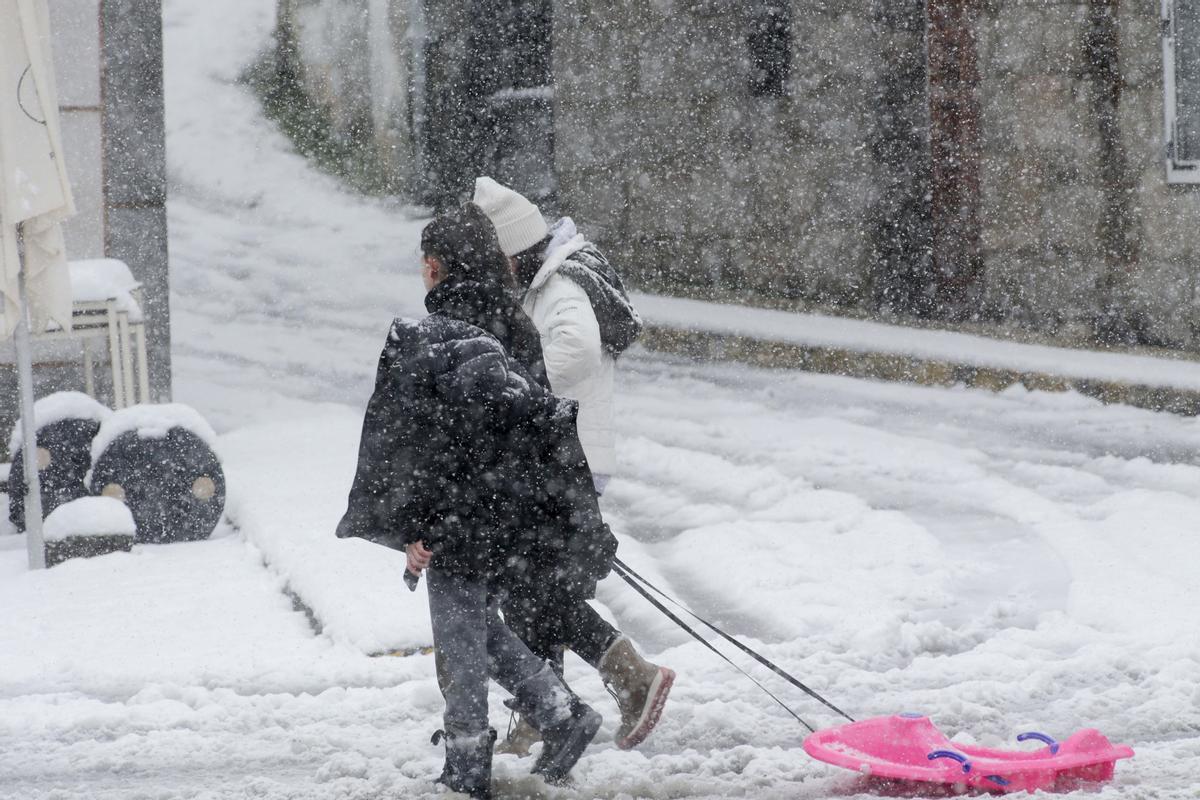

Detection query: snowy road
xmin=2 ymin=0 xmax=1198 ymax=797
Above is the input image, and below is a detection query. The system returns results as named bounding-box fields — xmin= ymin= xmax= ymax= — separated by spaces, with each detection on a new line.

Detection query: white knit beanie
xmin=472 ymin=176 xmax=549 ymax=257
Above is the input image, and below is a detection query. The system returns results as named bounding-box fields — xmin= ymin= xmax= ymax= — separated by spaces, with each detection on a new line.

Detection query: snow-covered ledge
xmin=634 ymin=293 xmax=1200 ymax=416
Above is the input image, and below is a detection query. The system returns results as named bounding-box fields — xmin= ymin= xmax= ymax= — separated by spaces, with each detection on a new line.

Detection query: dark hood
xmin=425 ymin=275 xmax=549 ymax=388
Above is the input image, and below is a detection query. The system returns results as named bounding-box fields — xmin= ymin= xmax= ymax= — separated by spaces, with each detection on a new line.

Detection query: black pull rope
xmin=613 ymin=557 xmax=856 ymax=725
xmin=611 ymin=560 xmax=817 ymax=733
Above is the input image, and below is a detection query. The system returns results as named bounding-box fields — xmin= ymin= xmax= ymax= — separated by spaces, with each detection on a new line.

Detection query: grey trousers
xmin=427 ymin=568 xmax=574 ymax=737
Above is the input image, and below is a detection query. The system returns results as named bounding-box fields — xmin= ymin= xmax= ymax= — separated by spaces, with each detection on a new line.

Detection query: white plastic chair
xmin=35 ymin=259 xmax=148 ymax=408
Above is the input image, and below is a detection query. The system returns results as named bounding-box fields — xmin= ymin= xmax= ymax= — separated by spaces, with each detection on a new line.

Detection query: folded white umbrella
xmin=1 ymin=0 xmax=77 ymax=568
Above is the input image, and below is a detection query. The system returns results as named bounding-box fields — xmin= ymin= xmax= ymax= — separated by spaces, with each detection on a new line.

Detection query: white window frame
xmin=1163 ymin=0 xmax=1200 ymax=183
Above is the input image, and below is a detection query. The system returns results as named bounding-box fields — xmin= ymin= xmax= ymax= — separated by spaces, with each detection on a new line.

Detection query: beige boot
xmin=494 ymin=715 xmax=541 ymax=757
xmin=598 ymin=637 xmax=675 ymax=750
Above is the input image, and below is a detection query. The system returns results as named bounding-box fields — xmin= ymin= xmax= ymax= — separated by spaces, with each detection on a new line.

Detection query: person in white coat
xmin=473 ymin=176 xmax=674 ymax=754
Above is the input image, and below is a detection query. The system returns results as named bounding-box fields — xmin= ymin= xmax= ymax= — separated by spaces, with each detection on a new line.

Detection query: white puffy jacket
xmin=521 ymin=221 xmax=617 ymax=476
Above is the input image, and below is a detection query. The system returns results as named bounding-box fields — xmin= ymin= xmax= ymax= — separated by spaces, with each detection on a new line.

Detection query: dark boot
xmin=508 ymin=664 xmax=601 ymax=785
xmin=433 ymin=728 xmax=496 ymax=800
xmin=532 ymin=699 xmax=602 ymax=785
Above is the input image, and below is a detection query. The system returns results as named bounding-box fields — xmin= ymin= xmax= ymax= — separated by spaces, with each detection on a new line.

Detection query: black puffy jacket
xmin=336 ymin=313 xmax=615 ymax=598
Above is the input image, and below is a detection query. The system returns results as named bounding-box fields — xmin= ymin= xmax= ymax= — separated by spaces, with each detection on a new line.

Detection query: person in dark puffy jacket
xmin=336 ymin=206 xmax=616 ymax=799
xmin=473 ymin=178 xmax=673 ymax=754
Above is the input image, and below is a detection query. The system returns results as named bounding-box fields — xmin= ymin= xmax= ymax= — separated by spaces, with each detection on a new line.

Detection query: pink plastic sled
xmin=803 ymin=713 xmax=1134 ymax=794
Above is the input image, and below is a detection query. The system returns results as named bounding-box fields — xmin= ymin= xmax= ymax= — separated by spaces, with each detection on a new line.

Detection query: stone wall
xmin=2 ymin=0 xmax=171 ymax=459
xmin=555 ymin=0 xmax=1200 ymax=349
xmin=975 ymin=0 xmax=1200 ymax=346
xmin=553 ymin=0 xmax=929 ymax=307
xmin=1118 ymin=1 xmax=1200 ymax=346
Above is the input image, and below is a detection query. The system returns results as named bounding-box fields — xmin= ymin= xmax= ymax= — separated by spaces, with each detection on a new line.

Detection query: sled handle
xmin=1017 ymin=731 xmax=1060 ymax=754
xmin=984 ymin=775 xmax=1011 ymax=786
xmin=927 ymin=750 xmax=971 ymax=773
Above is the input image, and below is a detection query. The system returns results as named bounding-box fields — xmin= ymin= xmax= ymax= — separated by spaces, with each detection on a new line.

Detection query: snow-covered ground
xmin=2 ymin=0 xmax=1198 ymax=797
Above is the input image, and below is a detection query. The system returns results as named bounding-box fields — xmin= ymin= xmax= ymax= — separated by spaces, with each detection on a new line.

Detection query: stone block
xmin=1118 ymin=86 xmax=1162 ymax=160
xmin=693 ymin=238 xmax=736 ymax=288
xmin=1023 ymin=248 xmax=1100 ymax=321
xmin=799 ymin=155 xmax=877 ymax=224
xmin=795 ymin=226 xmax=872 ymax=304
xmin=633 ymin=234 xmax=703 ymax=289
xmin=624 ymin=167 xmax=690 ymax=243
xmin=592 ymin=233 xmax=636 ymax=281
xmin=553 ymin=12 xmax=639 ymax=102
xmin=795 ymin=11 xmax=884 ymax=89
xmin=982 ymin=4 xmax=1045 ymax=75
xmin=44 ymin=534 xmax=134 ymax=568
xmin=871 ymin=0 xmax=925 ymax=33
xmin=633 ymin=97 xmax=720 ymax=168
xmin=1129 ymin=261 xmax=1195 ymax=344
xmin=554 ymin=101 xmax=637 ymax=171
xmin=961 ymin=366 xmax=1021 ymax=393
xmin=791 ymin=82 xmax=874 ymax=148
xmin=1020 ymin=372 xmax=1071 ymax=392
xmin=1037 ymin=4 xmax=1088 ymax=75
xmin=1010 ymin=75 xmax=1090 ymax=152
xmin=980 ymin=171 xmax=1041 ymax=254
xmin=1118 ymin=9 xmax=1162 ymax=90
xmin=689 ymin=0 xmax=747 ymax=19
xmin=42 ymin=496 xmax=137 ymax=567
xmin=979 ymin=247 xmax=1024 ymax=301
xmin=685 ymin=166 xmax=755 ymax=240
xmin=635 ymin=15 xmax=745 ymax=98
xmin=703 ymin=103 xmax=753 ymax=158
xmin=566 ymin=0 xmax=655 ymax=21
xmin=980 ymin=249 xmax=1044 ymax=321
xmin=979 ymin=75 xmax=1021 ymax=153
xmin=1039 ymin=184 xmax=1104 ymax=250
xmin=1135 ymin=176 xmax=1200 ymax=263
